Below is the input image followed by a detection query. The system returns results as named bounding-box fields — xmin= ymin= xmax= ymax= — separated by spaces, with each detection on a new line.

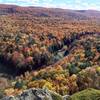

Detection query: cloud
xmin=70 ymin=0 xmax=100 ymax=10
xmin=15 ymin=0 xmax=53 ymax=6
xmin=17 ymin=0 xmax=39 ymax=3
xmin=17 ymin=0 xmax=52 ymax=4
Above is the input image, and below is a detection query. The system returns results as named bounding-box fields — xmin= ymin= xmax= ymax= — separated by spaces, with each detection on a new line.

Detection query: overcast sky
xmin=0 ymin=0 xmax=100 ymax=10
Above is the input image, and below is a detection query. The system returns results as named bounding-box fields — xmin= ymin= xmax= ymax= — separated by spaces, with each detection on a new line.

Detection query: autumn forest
xmin=0 ymin=4 xmax=100 ymax=100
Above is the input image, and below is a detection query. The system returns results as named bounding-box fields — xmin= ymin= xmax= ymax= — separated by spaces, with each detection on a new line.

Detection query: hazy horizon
xmin=0 ymin=0 xmax=100 ymax=11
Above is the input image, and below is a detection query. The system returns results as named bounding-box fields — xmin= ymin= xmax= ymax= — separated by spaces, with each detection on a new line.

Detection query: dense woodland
xmin=0 ymin=4 xmax=100 ymax=99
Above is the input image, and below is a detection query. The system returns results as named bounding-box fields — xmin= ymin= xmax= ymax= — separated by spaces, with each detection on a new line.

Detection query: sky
xmin=0 ymin=0 xmax=100 ymax=10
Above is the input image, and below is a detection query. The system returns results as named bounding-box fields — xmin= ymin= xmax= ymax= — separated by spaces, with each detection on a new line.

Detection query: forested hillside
xmin=0 ymin=4 xmax=100 ymax=100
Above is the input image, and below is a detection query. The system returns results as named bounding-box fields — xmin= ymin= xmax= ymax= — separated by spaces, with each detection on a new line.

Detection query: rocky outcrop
xmin=2 ymin=88 xmax=99 ymax=100
xmin=1 ymin=88 xmax=66 ymax=100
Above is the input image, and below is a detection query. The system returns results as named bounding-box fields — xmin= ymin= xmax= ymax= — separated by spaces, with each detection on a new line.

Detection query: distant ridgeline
xmin=0 ymin=4 xmax=100 ymax=20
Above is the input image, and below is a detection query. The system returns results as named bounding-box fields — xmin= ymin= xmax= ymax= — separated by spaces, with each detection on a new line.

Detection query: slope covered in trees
xmin=0 ymin=4 xmax=100 ymax=100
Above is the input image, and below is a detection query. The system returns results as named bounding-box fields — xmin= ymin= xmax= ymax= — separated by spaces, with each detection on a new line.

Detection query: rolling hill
xmin=0 ymin=4 xmax=100 ymax=20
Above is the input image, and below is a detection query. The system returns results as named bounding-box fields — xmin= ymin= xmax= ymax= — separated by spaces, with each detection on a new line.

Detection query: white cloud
xmin=17 ymin=0 xmax=39 ymax=3
xmin=42 ymin=0 xmax=52 ymax=2
xmin=16 ymin=0 xmax=53 ymax=7
xmin=71 ymin=0 xmax=100 ymax=10
xmin=17 ymin=0 xmax=53 ymax=4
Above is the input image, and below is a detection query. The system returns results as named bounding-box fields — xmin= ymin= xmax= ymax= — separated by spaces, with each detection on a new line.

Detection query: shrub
xmin=85 ymin=49 xmax=95 ymax=60
xmin=50 ymin=91 xmax=63 ymax=100
xmin=68 ymin=63 xmax=81 ymax=75
xmin=96 ymin=43 xmax=100 ymax=53
xmin=79 ymin=61 xmax=91 ymax=69
xmin=0 ymin=90 xmax=5 ymax=99
xmin=14 ymin=80 xmax=24 ymax=89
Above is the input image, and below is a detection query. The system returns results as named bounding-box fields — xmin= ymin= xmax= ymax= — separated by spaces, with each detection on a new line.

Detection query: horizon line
xmin=0 ymin=3 xmax=100 ymax=11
